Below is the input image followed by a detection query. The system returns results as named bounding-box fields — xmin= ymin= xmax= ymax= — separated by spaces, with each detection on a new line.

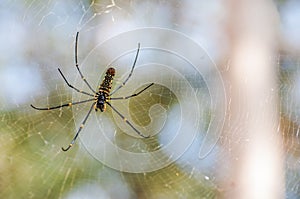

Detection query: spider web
xmin=0 ymin=0 xmax=299 ymax=198
xmin=279 ymin=53 xmax=300 ymax=199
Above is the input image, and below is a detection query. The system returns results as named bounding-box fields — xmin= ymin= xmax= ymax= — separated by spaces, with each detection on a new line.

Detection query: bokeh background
xmin=1 ymin=0 xmax=300 ymax=198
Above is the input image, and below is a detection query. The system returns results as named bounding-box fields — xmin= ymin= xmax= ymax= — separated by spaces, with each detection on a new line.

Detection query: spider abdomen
xmin=96 ymin=67 xmax=115 ymax=112
xmin=98 ymin=67 xmax=115 ymax=92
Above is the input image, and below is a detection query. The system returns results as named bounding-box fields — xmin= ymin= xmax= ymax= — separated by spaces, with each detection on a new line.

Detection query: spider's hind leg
xmin=110 ymin=43 xmax=141 ymax=96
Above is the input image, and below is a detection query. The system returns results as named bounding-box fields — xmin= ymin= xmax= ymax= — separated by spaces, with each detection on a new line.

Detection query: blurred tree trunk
xmin=220 ymin=0 xmax=284 ymax=198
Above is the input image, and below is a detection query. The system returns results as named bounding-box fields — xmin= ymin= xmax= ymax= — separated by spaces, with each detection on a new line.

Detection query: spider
xmin=31 ymin=32 xmax=154 ymax=151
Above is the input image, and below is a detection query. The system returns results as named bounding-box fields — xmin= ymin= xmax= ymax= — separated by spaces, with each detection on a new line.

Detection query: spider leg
xmin=110 ymin=83 xmax=154 ymax=100
xmin=58 ymin=68 xmax=95 ymax=97
xmin=74 ymin=32 xmax=96 ymax=93
xmin=106 ymin=102 xmax=149 ymax=138
xmin=62 ymin=102 xmax=96 ymax=151
xmin=110 ymin=43 xmax=140 ymax=96
xmin=30 ymin=98 xmax=95 ymax=110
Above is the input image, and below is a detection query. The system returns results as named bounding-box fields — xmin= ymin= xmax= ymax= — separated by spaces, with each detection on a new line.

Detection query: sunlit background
xmin=0 ymin=0 xmax=300 ymax=198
